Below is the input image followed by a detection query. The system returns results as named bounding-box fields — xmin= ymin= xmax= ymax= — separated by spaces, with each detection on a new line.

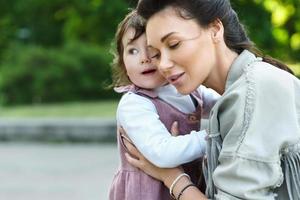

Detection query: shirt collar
xmin=114 ymin=84 xmax=158 ymax=98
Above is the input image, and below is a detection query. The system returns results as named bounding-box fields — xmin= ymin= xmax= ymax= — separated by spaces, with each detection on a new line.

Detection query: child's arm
xmin=118 ymin=92 xmax=207 ymax=168
xmin=197 ymin=85 xmax=220 ymax=118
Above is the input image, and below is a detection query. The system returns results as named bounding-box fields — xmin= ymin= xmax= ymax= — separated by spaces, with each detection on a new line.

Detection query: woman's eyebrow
xmin=147 ymin=32 xmax=178 ymax=48
xmin=161 ymin=32 xmax=177 ymax=43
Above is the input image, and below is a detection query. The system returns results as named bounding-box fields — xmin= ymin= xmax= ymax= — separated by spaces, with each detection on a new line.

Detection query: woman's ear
xmin=210 ymin=19 xmax=224 ymax=43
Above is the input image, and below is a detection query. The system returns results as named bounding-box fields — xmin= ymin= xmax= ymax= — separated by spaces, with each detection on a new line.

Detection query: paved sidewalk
xmin=0 ymin=142 xmax=119 ymax=200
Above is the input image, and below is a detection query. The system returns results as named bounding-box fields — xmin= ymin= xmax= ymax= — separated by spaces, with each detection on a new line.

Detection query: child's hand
xmin=170 ymin=121 xmax=179 ymax=136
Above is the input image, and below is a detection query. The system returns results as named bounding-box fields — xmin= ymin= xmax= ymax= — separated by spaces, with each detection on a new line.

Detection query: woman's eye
xmin=168 ymin=41 xmax=180 ymax=49
xmin=128 ymin=48 xmax=138 ymax=55
xmin=149 ymin=49 xmax=160 ymax=59
xmin=151 ymin=53 xmax=160 ymax=59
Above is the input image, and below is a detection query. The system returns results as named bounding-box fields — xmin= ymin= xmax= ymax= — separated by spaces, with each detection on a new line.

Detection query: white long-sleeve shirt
xmin=117 ymin=84 xmax=219 ymax=168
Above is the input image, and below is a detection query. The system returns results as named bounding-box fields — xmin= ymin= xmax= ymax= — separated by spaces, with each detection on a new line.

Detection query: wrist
xmin=169 ymin=173 xmax=191 ymax=199
xmin=163 ymin=168 xmax=184 ymax=188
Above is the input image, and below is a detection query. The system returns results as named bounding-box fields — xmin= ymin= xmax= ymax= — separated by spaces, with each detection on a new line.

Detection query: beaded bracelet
xmin=177 ymin=183 xmax=196 ymax=200
xmin=169 ymin=173 xmax=190 ymax=199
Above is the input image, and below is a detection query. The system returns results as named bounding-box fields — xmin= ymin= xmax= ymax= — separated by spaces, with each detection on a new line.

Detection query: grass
xmin=0 ymin=100 xmax=119 ymax=118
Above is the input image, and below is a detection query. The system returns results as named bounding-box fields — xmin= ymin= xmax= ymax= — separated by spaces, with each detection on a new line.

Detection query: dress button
xmin=189 ymin=115 xmax=198 ymax=122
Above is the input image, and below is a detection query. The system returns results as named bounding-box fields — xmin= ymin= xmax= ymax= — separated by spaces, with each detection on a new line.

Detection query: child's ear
xmin=210 ymin=19 xmax=224 ymax=43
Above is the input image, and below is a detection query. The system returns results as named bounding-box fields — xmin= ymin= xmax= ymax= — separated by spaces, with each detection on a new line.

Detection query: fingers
xmin=119 ymin=126 xmax=136 ymax=151
xmin=118 ymin=126 xmax=144 ymax=161
xmin=125 ymin=152 xmax=142 ymax=168
xmin=120 ymin=133 xmax=134 ymax=146
xmin=170 ymin=121 xmax=179 ymax=136
xmin=119 ymin=126 xmax=127 ymax=136
xmin=122 ymin=137 xmax=142 ymax=160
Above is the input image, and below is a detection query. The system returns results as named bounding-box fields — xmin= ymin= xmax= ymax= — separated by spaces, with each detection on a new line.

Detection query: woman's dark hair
xmin=137 ymin=0 xmax=293 ymax=74
xmin=110 ymin=9 xmax=146 ymax=88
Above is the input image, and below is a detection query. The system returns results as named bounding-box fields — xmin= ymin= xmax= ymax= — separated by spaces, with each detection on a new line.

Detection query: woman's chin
xmin=174 ymin=86 xmax=193 ymax=95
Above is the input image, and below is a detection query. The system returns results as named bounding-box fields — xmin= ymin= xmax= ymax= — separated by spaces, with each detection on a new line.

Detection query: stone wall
xmin=0 ymin=118 xmax=117 ymax=142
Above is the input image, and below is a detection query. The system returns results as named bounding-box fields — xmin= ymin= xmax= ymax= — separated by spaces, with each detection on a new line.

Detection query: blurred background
xmin=0 ymin=0 xmax=299 ymax=199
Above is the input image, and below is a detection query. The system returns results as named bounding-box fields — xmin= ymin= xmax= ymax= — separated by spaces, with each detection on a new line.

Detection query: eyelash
xmin=168 ymin=41 xmax=180 ymax=49
xmin=150 ymin=41 xmax=180 ymax=60
xmin=151 ymin=53 xmax=160 ymax=59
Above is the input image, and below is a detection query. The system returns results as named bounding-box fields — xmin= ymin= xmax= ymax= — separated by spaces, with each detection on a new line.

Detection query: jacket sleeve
xmin=212 ymin=66 xmax=300 ymax=199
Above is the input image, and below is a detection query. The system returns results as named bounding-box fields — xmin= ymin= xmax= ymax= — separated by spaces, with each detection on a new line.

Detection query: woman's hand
xmin=120 ymin=121 xmax=183 ymax=183
xmin=119 ymin=126 xmax=184 ymax=182
xmin=119 ymin=125 xmax=208 ymax=200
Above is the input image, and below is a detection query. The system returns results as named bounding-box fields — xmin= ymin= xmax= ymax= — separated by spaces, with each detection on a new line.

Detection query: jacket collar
xmin=225 ymin=50 xmax=261 ymax=91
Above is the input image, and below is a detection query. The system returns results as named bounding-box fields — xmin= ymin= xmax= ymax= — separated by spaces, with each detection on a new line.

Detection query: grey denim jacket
xmin=203 ymin=50 xmax=300 ymax=200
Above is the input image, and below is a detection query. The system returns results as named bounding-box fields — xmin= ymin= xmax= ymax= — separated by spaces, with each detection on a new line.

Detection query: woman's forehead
xmin=146 ymin=6 xmax=198 ymax=31
xmin=148 ymin=6 xmax=179 ymax=22
xmin=145 ymin=7 xmax=200 ymax=45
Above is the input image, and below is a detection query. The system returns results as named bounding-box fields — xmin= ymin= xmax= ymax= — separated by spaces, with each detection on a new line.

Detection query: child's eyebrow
xmin=125 ymin=38 xmax=136 ymax=47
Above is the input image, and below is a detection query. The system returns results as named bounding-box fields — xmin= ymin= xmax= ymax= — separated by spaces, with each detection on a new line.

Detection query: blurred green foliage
xmin=232 ymin=0 xmax=300 ymax=61
xmin=0 ymin=0 xmax=299 ymax=105
xmin=0 ymin=42 xmax=118 ymax=105
xmin=0 ymin=0 xmax=130 ymax=48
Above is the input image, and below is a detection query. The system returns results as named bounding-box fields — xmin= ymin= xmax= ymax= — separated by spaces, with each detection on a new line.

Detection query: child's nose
xmin=141 ymin=54 xmax=151 ymax=64
xmin=141 ymin=58 xmax=150 ymax=64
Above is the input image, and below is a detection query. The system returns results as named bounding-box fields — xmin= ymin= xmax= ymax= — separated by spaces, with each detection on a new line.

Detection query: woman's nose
xmin=159 ymin=55 xmax=173 ymax=72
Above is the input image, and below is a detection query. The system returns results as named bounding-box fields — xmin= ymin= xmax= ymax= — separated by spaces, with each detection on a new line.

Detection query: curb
xmin=0 ymin=118 xmax=117 ymax=142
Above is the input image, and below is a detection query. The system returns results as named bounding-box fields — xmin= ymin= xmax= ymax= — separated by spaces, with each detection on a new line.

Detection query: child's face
xmin=122 ymin=28 xmax=167 ymax=89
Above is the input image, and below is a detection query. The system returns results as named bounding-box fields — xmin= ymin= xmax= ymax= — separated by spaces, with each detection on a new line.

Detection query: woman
xmin=125 ymin=0 xmax=300 ymax=199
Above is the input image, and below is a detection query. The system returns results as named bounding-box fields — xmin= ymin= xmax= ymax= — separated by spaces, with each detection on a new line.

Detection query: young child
xmin=108 ymin=10 xmax=219 ymax=200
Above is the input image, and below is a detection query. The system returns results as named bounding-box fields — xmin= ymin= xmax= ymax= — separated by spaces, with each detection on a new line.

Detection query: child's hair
xmin=110 ymin=10 xmax=146 ymax=87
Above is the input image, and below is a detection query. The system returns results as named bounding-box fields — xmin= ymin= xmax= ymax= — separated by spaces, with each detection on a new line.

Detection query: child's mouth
xmin=142 ymin=69 xmax=156 ymax=75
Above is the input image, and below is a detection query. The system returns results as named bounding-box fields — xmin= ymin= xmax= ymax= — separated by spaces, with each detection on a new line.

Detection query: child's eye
xmin=128 ymin=48 xmax=138 ymax=55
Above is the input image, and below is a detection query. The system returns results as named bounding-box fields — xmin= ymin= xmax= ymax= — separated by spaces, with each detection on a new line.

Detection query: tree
xmin=232 ymin=0 xmax=300 ymax=61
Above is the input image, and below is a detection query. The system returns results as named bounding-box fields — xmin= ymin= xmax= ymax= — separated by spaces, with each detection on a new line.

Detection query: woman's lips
xmin=167 ymin=72 xmax=184 ymax=84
